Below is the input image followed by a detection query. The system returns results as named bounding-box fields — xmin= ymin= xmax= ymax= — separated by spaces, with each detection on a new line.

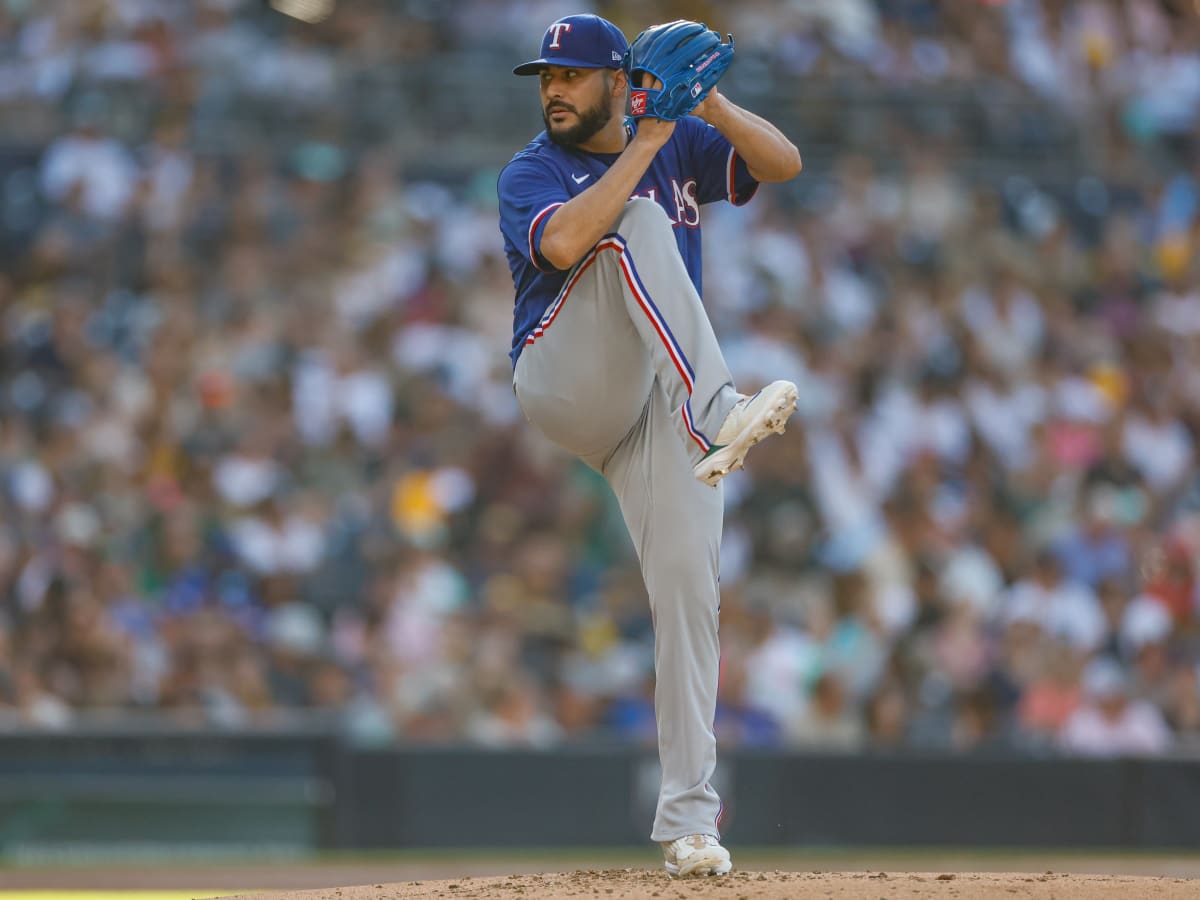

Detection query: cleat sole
xmin=693 ymin=382 xmax=798 ymax=487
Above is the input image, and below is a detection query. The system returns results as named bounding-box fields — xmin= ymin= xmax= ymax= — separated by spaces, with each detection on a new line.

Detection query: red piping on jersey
xmin=524 ymin=237 xmax=615 ymax=344
xmin=527 ymin=201 xmax=565 ymax=272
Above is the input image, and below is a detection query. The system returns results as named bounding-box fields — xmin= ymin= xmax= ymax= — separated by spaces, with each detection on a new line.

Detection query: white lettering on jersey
xmin=673 ymin=179 xmax=701 ymax=227
xmin=630 ymin=179 xmax=700 ymax=228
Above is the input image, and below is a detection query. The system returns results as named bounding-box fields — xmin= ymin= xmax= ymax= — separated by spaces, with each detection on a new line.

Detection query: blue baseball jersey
xmin=498 ymin=116 xmax=758 ymax=366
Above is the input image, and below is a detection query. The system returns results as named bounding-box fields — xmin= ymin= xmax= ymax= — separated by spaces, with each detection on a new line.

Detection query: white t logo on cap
xmin=547 ymin=22 xmax=572 ymax=49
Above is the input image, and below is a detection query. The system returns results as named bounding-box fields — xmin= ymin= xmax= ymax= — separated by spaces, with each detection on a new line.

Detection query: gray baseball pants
xmin=514 ymin=198 xmax=739 ymax=841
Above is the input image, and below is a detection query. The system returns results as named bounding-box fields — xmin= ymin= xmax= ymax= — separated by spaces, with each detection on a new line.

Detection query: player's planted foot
xmin=693 ymin=379 xmax=798 ymax=486
xmin=661 ymin=834 xmax=733 ymax=877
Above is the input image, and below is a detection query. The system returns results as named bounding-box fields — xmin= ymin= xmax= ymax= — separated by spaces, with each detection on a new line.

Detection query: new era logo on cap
xmin=513 ymin=14 xmax=629 ymax=76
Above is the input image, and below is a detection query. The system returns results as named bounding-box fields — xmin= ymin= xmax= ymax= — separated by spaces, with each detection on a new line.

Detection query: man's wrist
xmin=630 ymin=122 xmax=673 ymax=150
xmin=697 ymin=92 xmax=733 ymax=128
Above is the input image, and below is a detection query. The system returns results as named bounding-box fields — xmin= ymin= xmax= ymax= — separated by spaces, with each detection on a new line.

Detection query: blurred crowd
xmin=0 ymin=0 xmax=1199 ymax=760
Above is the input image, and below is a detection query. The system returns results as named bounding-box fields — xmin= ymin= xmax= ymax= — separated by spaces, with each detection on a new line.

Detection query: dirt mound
xmin=211 ymin=868 xmax=1200 ymax=899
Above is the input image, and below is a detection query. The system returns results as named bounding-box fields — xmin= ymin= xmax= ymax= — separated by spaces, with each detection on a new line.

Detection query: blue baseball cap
xmin=513 ymin=14 xmax=628 ymax=76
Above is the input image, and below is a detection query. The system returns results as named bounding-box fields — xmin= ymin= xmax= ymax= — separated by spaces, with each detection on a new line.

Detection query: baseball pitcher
xmin=497 ymin=14 xmax=802 ymax=876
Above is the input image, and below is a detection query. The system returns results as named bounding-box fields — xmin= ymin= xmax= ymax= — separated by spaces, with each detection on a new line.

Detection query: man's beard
xmin=543 ymin=96 xmax=613 ymax=150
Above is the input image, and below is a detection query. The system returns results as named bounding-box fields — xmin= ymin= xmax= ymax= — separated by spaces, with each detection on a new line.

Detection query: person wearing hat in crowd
xmin=1059 ymin=656 xmax=1171 ymax=757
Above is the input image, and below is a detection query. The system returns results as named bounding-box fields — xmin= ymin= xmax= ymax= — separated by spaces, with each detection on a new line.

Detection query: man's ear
xmin=612 ymin=67 xmax=629 ymax=95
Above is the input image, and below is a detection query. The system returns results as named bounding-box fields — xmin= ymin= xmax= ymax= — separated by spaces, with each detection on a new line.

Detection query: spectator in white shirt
xmin=1059 ymin=657 xmax=1172 ymax=756
xmin=1121 ymin=398 xmax=1194 ymax=495
xmin=1004 ymin=551 xmax=1108 ymax=652
xmin=39 ymin=96 xmax=139 ymax=222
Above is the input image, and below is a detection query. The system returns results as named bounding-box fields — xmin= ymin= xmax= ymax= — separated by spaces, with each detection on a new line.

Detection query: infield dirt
xmin=212 ymin=868 xmax=1200 ymax=899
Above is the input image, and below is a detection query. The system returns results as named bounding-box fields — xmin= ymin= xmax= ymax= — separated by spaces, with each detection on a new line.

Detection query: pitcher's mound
xmin=213 ymin=868 xmax=1200 ymax=899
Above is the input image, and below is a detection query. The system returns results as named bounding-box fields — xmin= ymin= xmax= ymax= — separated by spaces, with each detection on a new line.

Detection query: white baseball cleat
xmin=661 ymin=834 xmax=733 ymax=877
xmin=693 ymin=380 xmax=799 ymax=487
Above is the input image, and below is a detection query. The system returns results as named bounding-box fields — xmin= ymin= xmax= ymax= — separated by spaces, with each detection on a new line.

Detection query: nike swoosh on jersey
xmin=572 ymin=173 xmax=590 ymax=184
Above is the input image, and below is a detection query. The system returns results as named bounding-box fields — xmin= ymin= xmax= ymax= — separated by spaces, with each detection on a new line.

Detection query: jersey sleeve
xmin=497 ymin=157 xmax=569 ymax=272
xmin=686 ymin=117 xmax=759 ymax=207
